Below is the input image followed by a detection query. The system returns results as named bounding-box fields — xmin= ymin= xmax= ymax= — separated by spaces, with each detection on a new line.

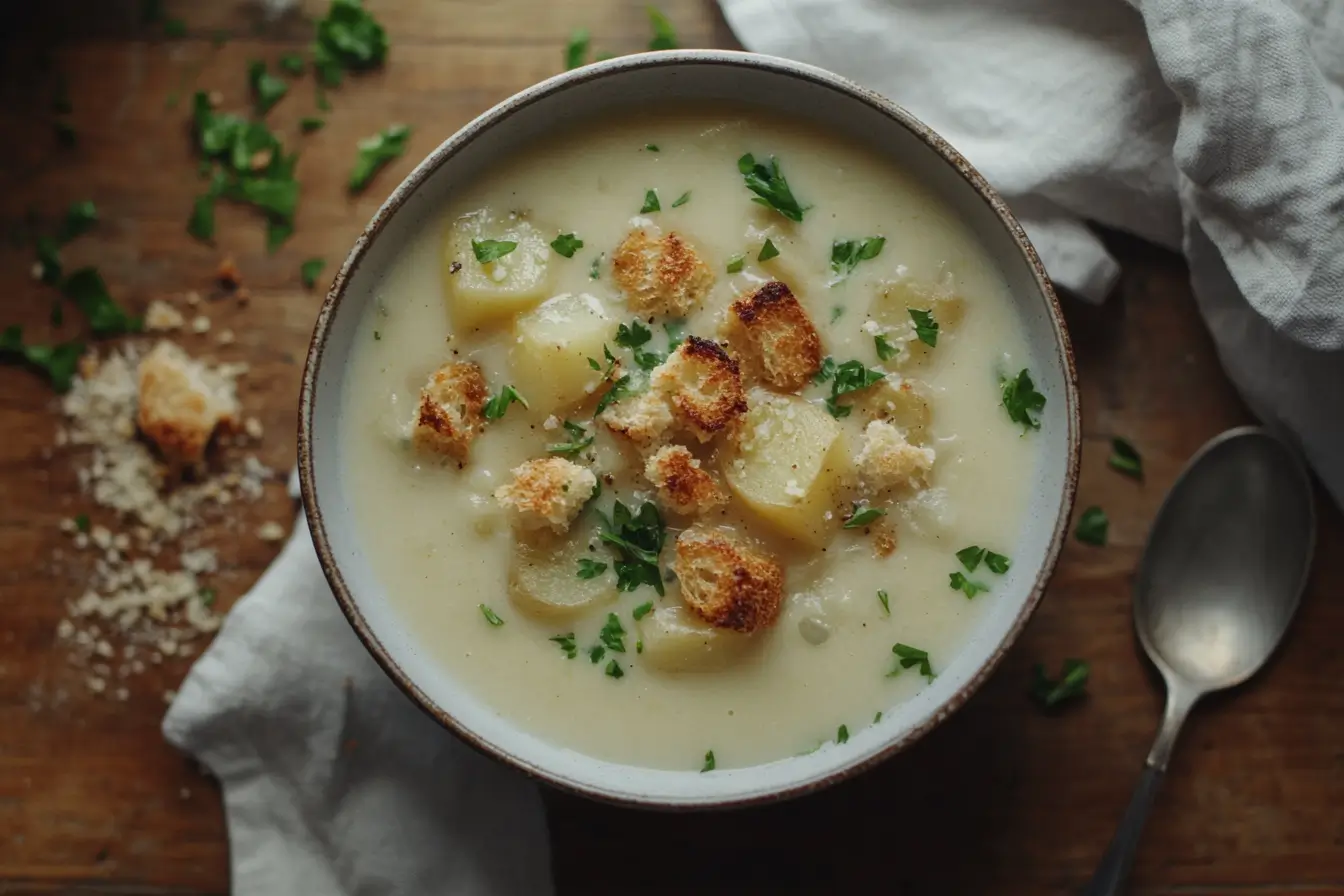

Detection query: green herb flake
xmin=576 ymin=558 xmax=608 ymax=579
xmin=889 ymin=643 xmax=934 ymax=680
xmin=615 ymin=320 xmax=664 ymax=371
xmin=670 ymin=191 xmax=691 ymax=208
xmin=949 ymin=571 xmax=988 ymax=599
xmin=663 ymin=320 xmax=687 ymax=351
xmin=830 ymin=236 xmax=886 ymax=280
xmin=373 ymin=331 xmax=381 ymax=341
xmin=314 ymin=0 xmax=389 ymax=87
xmin=645 ymin=144 xmax=660 ymax=152
xmin=248 ymin=60 xmax=289 ymax=115
xmin=605 ymin=658 xmax=625 ymax=679
xmin=830 ymin=306 xmax=844 ymax=324
xmin=550 ymin=632 xmax=578 ymax=659
xmin=701 ymin=750 xmax=715 ymax=772
xmin=1031 ymin=659 xmax=1090 ymax=710
xmin=824 ymin=359 xmax=886 ymax=418
xmin=479 ymin=604 xmax=505 ymax=627
xmin=472 ymin=238 xmax=518 ymax=264
xmin=874 ymin=334 xmax=898 ymax=362
xmin=593 ymin=373 xmax=633 ymax=417
xmin=725 ymin=254 xmax=745 ymax=274
xmin=279 ymin=54 xmax=306 ymax=76
xmin=548 ymin=419 xmax=594 ymax=457
xmin=873 ymin=711 xmax=883 ymax=724
xmin=877 ymin=589 xmax=890 ymax=615
xmin=636 ymin=639 xmax=644 ymax=654
xmin=598 ymin=613 xmax=627 ymax=654
xmin=482 ymin=385 xmax=528 ymax=420
xmin=632 ymin=601 xmax=654 ymax=621
xmin=1109 ymin=437 xmax=1143 ymax=479
xmin=198 ymin=588 xmax=217 ymax=608
xmin=58 ymin=201 xmax=98 ymax=243
xmin=737 ymin=153 xmax=807 ymax=222
xmin=984 ymin=551 xmax=1011 ymax=575
xmin=564 ymin=28 xmax=590 ymax=70
xmin=956 ymin=545 xmax=985 ymax=572
xmin=843 ymin=502 xmax=886 ymax=530
xmin=74 ymin=513 xmax=91 ymax=533
xmin=648 ymin=6 xmax=678 ymax=50
xmin=62 ymin=268 xmax=139 ymax=336
xmin=349 ymin=123 xmax=411 ymax=193
xmin=588 ymin=644 xmax=606 ymax=664
xmin=589 ymin=254 xmax=603 ymax=280
xmin=758 ymin=238 xmax=780 ymax=262
xmin=551 ymin=232 xmax=584 ymax=258
xmin=640 ymin=189 xmax=661 ymax=214
xmin=909 ymin=308 xmax=939 ymax=347
xmin=187 ymin=193 xmax=217 ymax=241
xmin=836 ymin=724 xmax=849 ymax=744
xmin=812 ymin=356 xmax=837 ymax=385
xmin=1075 ymin=506 xmax=1109 ymax=546
xmin=300 ymin=116 xmax=326 ymax=134
xmin=300 ymin=258 xmax=326 ymax=289
xmin=0 ymin=327 xmax=84 ymax=393
xmin=1001 ymin=368 xmax=1046 ymax=431
xmin=596 ymin=499 xmax=667 ymax=596
xmin=164 ymin=18 xmax=187 ymax=38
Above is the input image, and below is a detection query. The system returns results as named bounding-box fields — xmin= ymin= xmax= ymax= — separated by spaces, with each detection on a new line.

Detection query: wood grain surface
xmin=2 ymin=2 xmax=1341 ymax=893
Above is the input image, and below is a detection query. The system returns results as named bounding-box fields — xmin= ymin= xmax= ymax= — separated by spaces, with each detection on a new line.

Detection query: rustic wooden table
xmin=2 ymin=1 xmax=1341 ymax=893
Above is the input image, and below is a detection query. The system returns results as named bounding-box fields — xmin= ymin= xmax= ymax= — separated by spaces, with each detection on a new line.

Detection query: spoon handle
xmin=1080 ymin=765 xmax=1165 ymax=896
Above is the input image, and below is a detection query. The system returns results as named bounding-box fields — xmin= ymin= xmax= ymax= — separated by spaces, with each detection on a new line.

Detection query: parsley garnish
xmin=596 ymin=500 xmax=666 ymax=595
xmin=640 ymin=189 xmax=661 ymax=214
xmin=830 ymin=237 xmax=885 ymax=280
xmin=593 ymin=373 xmax=634 ymax=417
xmin=1031 ymin=659 xmax=1089 ymax=709
xmin=836 ymin=725 xmax=849 ymax=744
xmin=314 ymin=0 xmax=388 ymax=88
xmin=889 ymin=643 xmax=934 ymax=680
xmin=551 ymin=232 xmax=583 ymax=258
xmin=645 ymin=144 xmax=660 ymax=152
xmin=824 ymin=360 xmax=886 ymax=418
xmin=633 ymin=601 xmax=654 ymax=621
xmin=576 ymin=558 xmax=608 ymax=579
xmin=74 ymin=513 xmax=91 ymax=533
xmin=725 ymin=254 xmax=745 ymax=274
xmin=1001 ymin=368 xmax=1046 ymax=430
xmin=877 ymin=590 xmax=890 ymax=615
xmin=663 ymin=320 xmax=687 ymax=351
xmin=36 ymin=237 xmax=62 ymax=285
xmin=1075 ymin=506 xmax=1108 ymax=546
xmin=909 ymin=308 xmax=938 ymax=347
xmin=564 ymin=28 xmax=590 ymax=70
xmin=874 ymin=334 xmax=898 ymax=362
xmin=349 ymin=123 xmax=411 ymax=192
xmin=589 ymin=254 xmax=603 ymax=280
xmin=956 ymin=546 xmax=986 ymax=571
xmin=758 ymin=238 xmax=779 ymax=261
xmin=479 ymin=604 xmax=505 ymax=627
xmin=605 ymin=659 xmax=625 ymax=679
xmin=550 ymin=632 xmax=578 ymax=659
xmin=737 ymin=153 xmax=807 ymax=222
xmin=548 ymin=420 xmax=594 ymax=457
xmin=949 ymin=571 xmax=988 ymax=599
xmin=812 ymin=356 xmax=837 ymax=385
xmin=648 ymin=6 xmax=678 ymax=49
xmin=62 ymin=268 xmax=140 ymax=336
xmin=671 ymin=191 xmax=691 ymax=208
xmin=843 ymin=502 xmax=886 ymax=530
xmin=482 ymin=385 xmax=528 ymax=420
xmin=599 ymin=614 xmax=627 ymax=653
xmin=198 ymin=588 xmax=216 ymax=608
xmin=985 ymin=551 xmax=1011 ymax=574
xmin=279 ymin=54 xmax=305 ymax=75
xmin=636 ymin=639 xmax=644 ymax=654
xmin=247 ymin=60 xmax=288 ymax=115
xmin=300 ymin=257 xmax=325 ymax=289
xmin=472 ymin=238 xmax=518 ymax=263
xmin=701 ymin=750 xmax=715 ymax=772
xmin=0 ymin=326 xmax=83 ymax=393
xmin=830 ymin=306 xmax=844 ymax=323
xmin=1109 ymin=437 xmax=1142 ymax=479
xmin=300 ymin=116 xmax=326 ymax=134
xmin=874 ymin=711 xmax=883 ymax=723
xmin=615 ymin=320 xmax=664 ymax=370
xmin=57 ymin=201 xmax=97 ymax=243
xmin=588 ymin=645 xmax=605 ymax=664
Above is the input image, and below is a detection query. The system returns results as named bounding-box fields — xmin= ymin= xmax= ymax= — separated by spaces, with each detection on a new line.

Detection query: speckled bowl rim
xmin=298 ymin=49 xmax=1081 ymax=810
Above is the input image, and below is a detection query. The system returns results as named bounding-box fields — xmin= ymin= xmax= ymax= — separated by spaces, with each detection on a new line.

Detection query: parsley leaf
xmin=812 ymin=356 xmax=837 ymax=385
xmin=593 ymin=374 xmax=633 ymax=417
xmin=889 ymin=643 xmax=934 ymax=680
xmin=648 ymin=6 xmax=678 ymax=50
xmin=877 ymin=589 xmax=890 ymax=615
xmin=671 ymin=191 xmax=691 ymax=208
xmin=588 ymin=645 xmax=606 ymax=664
xmin=843 ymin=502 xmax=886 ymax=530
xmin=564 ymin=28 xmax=590 ymax=70
xmin=483 ymin=385 xmax=528 ymax=420
xmin=1031 ymin=659 xmax=1089 ymax=709
xmin=589 ymin=254 xmax=603 ymax=280
xmin=633 ymin=601 xmax=654 ymax=621
xmin=0 ymin=326 xmax=83 ymax=393
xmin=74 ymin=513 xmax=91 ymax=533
xmin=36 ymin=237 xmax=62 ymax=285
xmin=1075 ymin=506 xmax=1108 ymax=546
xmin=701 ymin=750 xmax=715 ymax=772
xmin=300 ymin=116 xmax=326 ymax=133
xmin=949 ymin=571 xmax=988 ymax=599
xmin=984 ymin=551 xmax=1011 ymax=574
xmin=279 ymin=54 xmax=306 ymax=75
xmin=598 ymin=612 xmax=627 ymax=654
xmin=550 ymin=632 xmax=578 ymax=659
xmin=548 ymin=419 xmax=594 ymax=457
xmin=597 ymin=500 xmax=666 ymax=596
xmin=640 ymin=189 xmax=661 ymax=214
xmin=824 ymin=360 xmax=886 ymax=418
xmin=605 ymin=659 xmax=625 ymax=679
xmin=956 ymin=545 xmax=986 ymax=572
xmin=663 ymin=320 xmax=687 ymax=352
xmin=874 ymin=334 xmax=898 ymax=362
xmin=300 ymin=257 xmax=325 ymax=289
xmin=758 ymin=238 xmax=779 ymax=262
xmin=551 ymin=232 xmax=583 ymax=258
xmin=615 ymin=320 xmax=664 ymax=370
xmin=836 ymin=724 xmax=849 ymax=744
xmin=830 ymin=237 xmax=885 ymax=280
xmin=874 ymin=711 xmax=883 ymax=723
xmin=909 ymin=308 xmax=938 ymax=347
xmin=645 ymin=144 xmax=659 ymax=152
xmin=472 ymin=239 xmax=518 ymax=264
xmin=314 ymin=0 xmax=388 ymax=87
xmin=1001 ymin=368 xmax=1046 ymax=430
xmin=349 ymin=123 xmax=410 ymax=192
xmin=62 ymin=268 xmax=140 ymax=336
xmin=830 ymin=306 xmax=844 ymax=324
xmin=1109 ymin=437 xmax=1142 ymax=479
xmin=57 ymin=200 xmax=98 ymax=244
xmin=737 ymin=153 xmax=807 ymax=222
xmin=725 ymin=254 xmax=745 ymax=274
xmin=573 ymin=557 xmax=608 ymax=580
xmin=479 ymin=604 xmax=504 ymax=627
xmin=248 ymin=60 xmax=288 ymax=115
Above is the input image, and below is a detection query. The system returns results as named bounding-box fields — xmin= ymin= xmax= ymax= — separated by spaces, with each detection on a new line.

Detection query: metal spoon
xmin=1082 ymin=426 xmax=1316 ymax=896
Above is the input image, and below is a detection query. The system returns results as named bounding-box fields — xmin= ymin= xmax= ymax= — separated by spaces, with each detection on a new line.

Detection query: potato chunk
xmin=872 ymin=276 xmax=966 ymax=366
xmin=510 ymin=292 xmax=617 ymax=413
xmin=638 ymin=605 xmax=753 ymax=673
xmin=510 ymin=538 xmax=617 ymax=619
xmin=443 ymin=209 xmax=551 ymax=330
xmin=724 ymin=392 xmax=849 ymax=546
xmin=675 ymin=526 xmax=784 ymax=633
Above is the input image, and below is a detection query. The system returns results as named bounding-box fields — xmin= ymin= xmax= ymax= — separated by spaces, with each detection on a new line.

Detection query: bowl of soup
xmin=298 ymin=50 xmax=1080 ymax=807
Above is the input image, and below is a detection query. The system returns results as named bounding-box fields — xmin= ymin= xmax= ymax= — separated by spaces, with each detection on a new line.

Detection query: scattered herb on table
xmin=615 ymin=320 xmax=664 ymax=371
xmin=701 ymin=750 xmax=715 ymax=772
xmin=605 ymin=659 xmax=625 ymax=679
xmin=472 ymin=238 xmax=517 ymax=264
xmin=576 ymin=557 xmax=608 ymax=579
xmin=550 ymin=232 xmax=583 ymax=258
xmin=549 ymin=420 xmax=595 ymax=457
xmin=633 ymin=601 xmax=654 ymax=621
xmin=737 ymin=153 xmax=807 ymax=222
xmin=0 ymin=326 xmax=84 ymax=393
xmin=300 ymin=116 xmax=326 ymax=134
xmin=725 ymin=254 xmax=745 ymax=274
xmin=63 ymin=268 xmax=140 ymax=336
xmin=479 ymin=604 xmax=504 ymax=627
xmin=1001 ymin=367 xmax=1046 ymax=431
xmin=1109 ymin=437 xmax=1143 ymax=479
xmin=279 ymin=53 xmax=306 ymax=75
xmin=843 ymin=502 xmax=886 ymax=530
xmin=550 ymin=633 xmax=578 ymax=659
xmin=596 ymin=499 xmax=666 ymax=595
xmin=671 ymin=191 xmax=691 ymax=208
xmin=877 ymin=589 xmax=890 ymax=615
xmin=874 ymin=334 xmax=898 ymax=362
xmin=248 ymin=60 xmax=288 ymax=115
xmin=1075 ymin=506 xmax=1109 ymax=546
xmin=349 ymin=123 xmax=411 ymax=192
xmin=1031 ymin=659 xmax=1089 ymax=709
xmin=909 ymin=308 xmax=938 ymax=347
xmin=648 ymin=6 xmax=678 ymax=49
xmin=57 ymin=200 xmax=98 ymax=243
xmin=482 ymin=385 xmax=528 ymax=420
xmin=889 ymin=643 xmax=934 ymax=680
xmin=640 ymin=189 xmax=661 ymax=214
xmin=824 ymin=359 xmax=886 ymax=418
xmin=949 ymin=571 xmax=988 ymax=599
xmin=300 ymin=257 xmax=326 ymax=289
xmin=314 ymin=0 xmax=389 ymax=88
xmin=564 ymin=28 xmax=590 ymax=70
xmin=74 ymin=513 xmax=91 ymax=533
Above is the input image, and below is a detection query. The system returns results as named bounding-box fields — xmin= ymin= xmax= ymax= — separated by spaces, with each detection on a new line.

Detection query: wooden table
xmin=2 ymin=2 xmax=1341 ymax=893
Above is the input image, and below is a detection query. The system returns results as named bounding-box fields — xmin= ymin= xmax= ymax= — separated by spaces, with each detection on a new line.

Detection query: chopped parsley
xmin=550 ymin=633 xmax=578 ymax=659
xmin=1031 ymin=659 xmax=1090 ymax=709
xmin=671 ymin=191 xmax=691 ymax=208
xmin=949 ymin=571 xmax=988 ymax=599
xmin=596 ymin=500 xmax=667 ymax=595
xmin=758 ymin=238 xmax=779 ymax=262
xmin=823 ymin=359 xmax=886 ymax=418
xmin=63 ymin=268 xmax=140 ymax=336
xmin=0 ymin=326 xmax=83 ymax=393
xmin=1109 ymin=437 xmax=1142 ymax=479
xmin=737 ymin=153 xmax=807 ymax=222
xmin=1075 ymin=506 xmax=1109 ymax=546
xmin=74 ymin=513 xmax=91 ymax=533
xmin=645 ymin=143 xmax=659 ymax=152
xmin=632 ymin=601 xmax=654 ymax=621
xmin=588 ymin=645 xmax=606 ymax=664
xmin=985 ymin=551 xmax=1011 ymax=574
xmin=57 ymin=200 xmax=98 ymax=243
xmin=564 ymin=28 xmax=590 ymax=70
xmin=314 ymin=0 xmax=389 ymax=88
xmin=640 ymin=189 xmax=661 ymax=214
xmin=615 ymin=320 xmax=664 ymax=370
xmin=636 ymin=640 xmax=644 ymax=653
xmin=36 ymin=237 xmax=62 ymax=285
xmin=701 ymin=750 xmax=715 ymax=772
xmin=349 ymin=123 xmax=411 ymax=193
xmin=593 ymin=372 xmax=634 ymax=416
xmin=648 ymin=6 xmax=678 ymax=49
xmin=956 ymin=545 xmax=986 ymax=571
xmin=1001 ymin=368 xmax=1046 ymax=430
xmin=550 ymin=232 xmax=584 ymax=258
xmin=909 ymin=308 xmax=938 ymax=347
xmin=300 ymin=257 xmax=325 ymax=289
xmin=663 ymin=320 xmax=688 ymax=351
xmin=575 ymin=558 xmax=608 ymax=579
xmin=874 ymin=334 xmax=899 ymax=362
xmin=605 ymin=659 xmax=625 ymax=679
xmin=725 ymin=254 xmax=745 ymax=274
xmin=812 ymin=356 xmax=837 ymax=385
xmin=247 ymin=60 xmax=288 ymax=115
xmin=472 ymin=239 xmax=518 ymax=263
xmin=843 ymin=502 xmax=886 ymax=530
xmin=589 ymin=254 xmax=603 ymax=280
xmin=300 ymin=116 xmax=326 ymax=134
xmin=482 ymin=385 xmax=528 ymax=420
xmin=198 ymin=588 xmax=217 ymax=607
xmin=836 ymin=724 xmax=849 ymax=744
xmin=599 ymin=611 xmax=628 ymax=653
xmin=478 ymin=604 xmax=504 ymax=627
xmin=830 ymin=306 xmax=844 ymax=323
xmin=889 ymin=643 xmax=934 ymax=680
xmin=877 ymin=589 xmax=890 ymax=615
xmin=830 ymin=237 xmax=886 ymax=281
xmin=873 ymin=711 xmax=883 ymax=723
xmin=279 ymin=54 xmax=306 ymax=75
xmin=548 ymin=420 xmax=594 ymax=457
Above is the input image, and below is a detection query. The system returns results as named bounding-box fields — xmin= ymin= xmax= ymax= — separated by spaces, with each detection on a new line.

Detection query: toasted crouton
xmin=650 ymin=337 xmax=747 ymax=442
xmin=136 ymin=341 xmax=239 ymax=466
xmin=611 ymin=229 xmax=714 ymax=316
xmin=855 ymin=420 xmax=935 ymax=490
xmin=644 ymin=445 xmax=728 ymax=516
xmin=728 ymin=281 xmax=822 ymax=391
xmin=674 ymin=526 xmax=784 ymax=633
xmin=411 ymin=362 xmax=488 ymax=460
xmin=494 ymin=457 xmax=597 ymax=533
xmin=599 ymin=389 xmax=675 ymax=448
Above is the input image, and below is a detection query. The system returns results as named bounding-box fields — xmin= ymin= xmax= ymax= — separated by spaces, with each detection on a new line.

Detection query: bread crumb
xmin=216 ymin=329 xmax=235 ymax=346
xmin=243 ymin=417 xmax=264 ymax=440
xmin=145 ymin=300 xmax=185 ymax=332
xmin=855 ymin=420 xmax=935 ymax=491
xmin=190 ymin=315 xmax=211 ymax=334
xmin=257 ymin=521 xmax=286 ymax=542
xmin=216 ymin=256 xmax=242 ymax=288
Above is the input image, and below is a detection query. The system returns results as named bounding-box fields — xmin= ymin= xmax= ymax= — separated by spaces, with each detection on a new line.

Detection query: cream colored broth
xmin=342 ymin=106 xmax=1038 ymax=770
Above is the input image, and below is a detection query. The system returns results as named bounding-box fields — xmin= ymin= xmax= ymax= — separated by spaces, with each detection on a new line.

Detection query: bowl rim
xmin=297 ymin=48 xmax=1081 ymax=810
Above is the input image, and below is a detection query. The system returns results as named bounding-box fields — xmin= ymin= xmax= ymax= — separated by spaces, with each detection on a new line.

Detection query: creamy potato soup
xmin=342 ymin=106 xmax=1045 ymax=770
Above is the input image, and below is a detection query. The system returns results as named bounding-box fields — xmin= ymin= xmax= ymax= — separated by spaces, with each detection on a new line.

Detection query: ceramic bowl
xmin=298 ymin=50 xmax=1080 ymax=808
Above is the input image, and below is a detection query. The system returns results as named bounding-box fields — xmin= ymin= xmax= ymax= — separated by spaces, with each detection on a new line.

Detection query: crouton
xmin=674 ymin=526 xmax=784 ymax=633
xmin=855 ymin=420 xmax=935 ymax=490
xmin=136 ymin=341 xmax=239 ymax=467
xmin=650 ymin=337 xmax=747 ymax=442
xmin=611 ymin=228 xmax=714 ymax=316
xmin=727 ymin=281 xmax=822 ymax=391
xmin=644 ymin=445 xmax=728 ymax=516
xmin=494 ymin=457 xmax=597 ymax=533
xmin=411 ymin=361 xmax=488 ymax=460
xmin=599 ymin=388 xmax=675 ymax=448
